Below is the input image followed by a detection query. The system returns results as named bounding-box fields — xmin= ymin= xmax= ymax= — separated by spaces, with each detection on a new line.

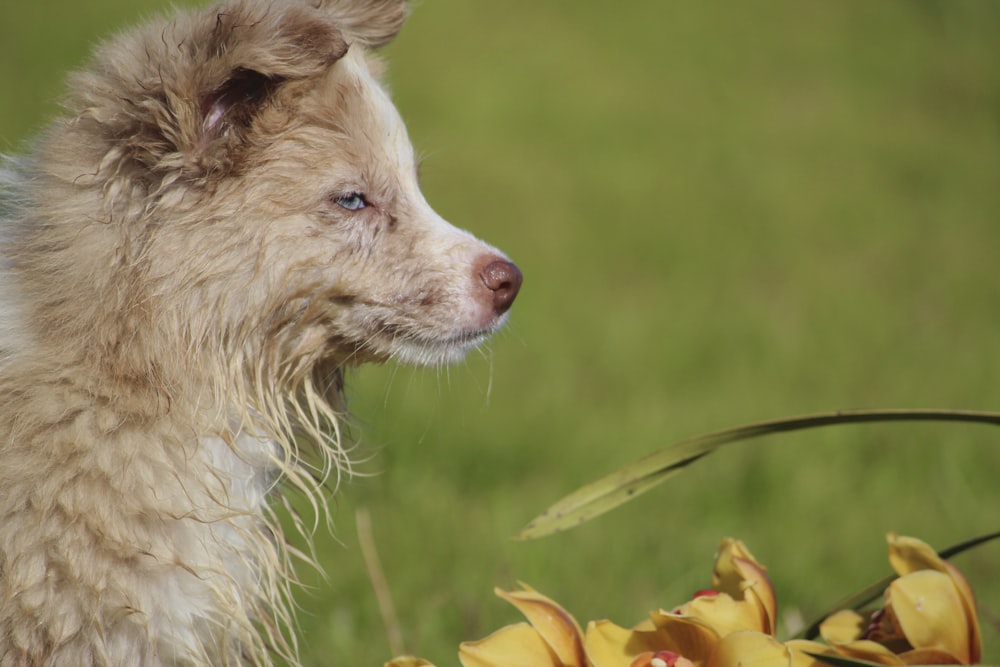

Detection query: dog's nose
xmin=479 ymin=259 xmax=523 ymax=316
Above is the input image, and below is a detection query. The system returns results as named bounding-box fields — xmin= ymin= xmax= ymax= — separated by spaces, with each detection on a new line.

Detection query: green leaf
xmin=514 ymin=409 xmax=1000 ymax=541
xmin=807 ymin=653 xmax=964 ymax=667
xmin=803 ymin=652 xmax=899 ymax=667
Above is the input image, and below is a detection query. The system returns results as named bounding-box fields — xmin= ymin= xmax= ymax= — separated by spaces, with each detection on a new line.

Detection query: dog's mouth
xmin=318 ymin=282 xmax=514 ymax=367
xmin=382 ymin=317 xmax=507 ymax=366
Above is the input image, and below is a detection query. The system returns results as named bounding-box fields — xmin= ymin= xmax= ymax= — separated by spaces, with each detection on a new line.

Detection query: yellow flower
xmin=819 ymin=534 xmax=982 ymax=665
xmin=459 ymin=585 xmax=588 ymax=667
xmin=402 ymin=534 xmax=982 ymax=667
xmin=646 ymin=539 xmax=778 ymax=663
xmin=582 ymin=618 xmax=680 ymax=667
xmin=583 ymin=539 xmax=834 ymax=667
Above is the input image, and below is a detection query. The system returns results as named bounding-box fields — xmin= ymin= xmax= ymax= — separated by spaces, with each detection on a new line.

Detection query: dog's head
xmin=27 ymin=0 xmax=520 ymax=382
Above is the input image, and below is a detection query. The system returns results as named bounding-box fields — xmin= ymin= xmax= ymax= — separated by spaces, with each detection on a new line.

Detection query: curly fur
xmin=0 ymin=1 xmax=521 ymax=665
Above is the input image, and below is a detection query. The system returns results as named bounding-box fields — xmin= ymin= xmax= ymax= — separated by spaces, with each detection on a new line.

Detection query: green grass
xmin=3 ymin=1 xmax=999 ymax=664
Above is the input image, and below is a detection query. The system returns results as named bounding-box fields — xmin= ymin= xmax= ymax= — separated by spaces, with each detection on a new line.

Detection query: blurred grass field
xmin=3 ymin=1 xmax=1000 ymax=664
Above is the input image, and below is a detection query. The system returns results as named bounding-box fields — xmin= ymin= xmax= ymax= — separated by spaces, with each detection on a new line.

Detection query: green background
xmin=2 ymin=1 xmax=998 ymax=664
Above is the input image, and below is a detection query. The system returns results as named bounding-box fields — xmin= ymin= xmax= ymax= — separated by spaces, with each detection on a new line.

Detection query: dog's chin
xmin=385 ymin=320 xmax=505 ymax=367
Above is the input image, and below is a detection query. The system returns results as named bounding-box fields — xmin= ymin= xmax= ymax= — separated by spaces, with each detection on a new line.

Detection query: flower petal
xmin=784 ymin=639 xmax=840 ymax=667
xmin=886 ymin=534 xmax=981 ymax=663
xmin=385 ymin=658 xmax=436 ymax=667
xmin=460 ymin=622 xmax=559 ymax=667
xmin=938 ymin=561 xmax=982 ymax=663
xmin=827 ymin=639 xmax=905 ymax=666
xmin=649 ymin=609 xmax=721 ymax=663
xmin=818 ymin=609 xmax=869 ymax=644
xmin=710 ymin=540 xmax=777 ymax=633
xmin=897 ymin=647 xmax=966 ymax=665
xmin=821 ymin=609 xmax=908 ymax=666
xmin=711 ymin=539 xmax=762 ymax=596
xmin=584 ymin=620 xmax=670 ymax=667
xmin=889 ymin=570 xmax=973 ymax=663
xmin=664 ymin=591 xmax=763 ymax=638
xmin=495 ymin=586 xmax=586 ymax=667
xmin=886 ymin=534 xmax=944 ymax=577
xmin=707 ymin=631 xmax=790 ymax=667
xmin=734 ymin=557 xmax=778 ymax=634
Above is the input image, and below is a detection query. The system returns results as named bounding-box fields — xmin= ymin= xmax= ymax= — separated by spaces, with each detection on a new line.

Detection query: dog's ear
xmin=314 ymin=0 xmax=409 ymax=49
xmin=68 ymin=0 xmax=411 ymax=184
xmin=187 ymin=1 xmax=409 ymax=156
xmin=70 ymin=1 xmax=349 ymax=179
xmin=185 ymin=2 xmax=350 ymax=168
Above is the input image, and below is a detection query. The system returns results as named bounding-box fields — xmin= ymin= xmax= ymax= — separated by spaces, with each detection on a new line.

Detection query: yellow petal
xmin=889 ymin=570 xmax=972 ymax=663
xmin=667 ymin=592 xmax=763 ymax=637
xmin=886 ymin=534 xmax=947 ymax=577
xmin=938 ymin=561 xmax=982 ymax=663
xmin=827 ymin=639 xmax=905 ymax=666
xmin=710 ymin=540 xmax=776 ymax=633
xmin=385 ymin=658 xmax=436 ymax=667
xmin=784 ymin=639 xmax=840 ymax=667
xmin=584 ymin=620 xmax=669 ymax=667
xmin=649 ymin=609 xmax=720 ymax=662
xmin=897 ymin=647 xmax=965 ymax=664
xmin=495 ymin=587 xmax=586 ymax=667
xmin=711 ymin=539 xmax=763 ymax=595
xmin=459 ymin=622 xmax=559 ymax=667
xmin=734 ymin=557 xmax=778 ymax=634
xmin=706 ymin=631 xmax=790 ymax=667
xmin=818 ymin=609 xmax=869 ymax=644
xmin=885 ymin=534 xmax=982 ymax=663
xmin=821 ymin=610 xmax=908 ymax=665
xmin=634 ymin=619 xmax=657 ymax=632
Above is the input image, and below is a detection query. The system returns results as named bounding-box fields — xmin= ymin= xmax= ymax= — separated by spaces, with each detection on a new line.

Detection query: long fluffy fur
xmin=0 ymin=1 xmax=520 ymax=665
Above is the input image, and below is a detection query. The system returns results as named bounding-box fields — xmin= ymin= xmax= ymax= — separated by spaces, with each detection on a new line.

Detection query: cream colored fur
xmin=0 ymin=1 xmax=520 ymax=665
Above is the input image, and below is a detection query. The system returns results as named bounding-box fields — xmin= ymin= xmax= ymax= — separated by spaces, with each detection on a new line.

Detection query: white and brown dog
xmin=0 ymin=1 xmax=521 ymax=664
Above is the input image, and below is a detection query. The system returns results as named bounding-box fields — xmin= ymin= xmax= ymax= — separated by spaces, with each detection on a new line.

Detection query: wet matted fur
xmin=0 ymin=1 xmax=522 ymax=664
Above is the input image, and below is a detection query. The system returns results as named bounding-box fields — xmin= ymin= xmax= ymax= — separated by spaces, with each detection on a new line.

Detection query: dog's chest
xmin=199 ymin=429 xmax=280 ymax=510
xmin=141 ymin=431 xmax=282 ymax=659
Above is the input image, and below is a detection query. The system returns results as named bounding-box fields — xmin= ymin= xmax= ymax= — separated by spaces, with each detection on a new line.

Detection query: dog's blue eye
xmin=334 ymin=192 xmax=367 ymax=211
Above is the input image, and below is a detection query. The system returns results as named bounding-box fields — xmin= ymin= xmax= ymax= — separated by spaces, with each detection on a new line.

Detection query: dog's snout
xmin=479 ymin=259 xmax=523 ymax=315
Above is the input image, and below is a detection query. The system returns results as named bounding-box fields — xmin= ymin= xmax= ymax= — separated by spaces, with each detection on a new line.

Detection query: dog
xmin=0 ymin=1 xmax=521 ymax=664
